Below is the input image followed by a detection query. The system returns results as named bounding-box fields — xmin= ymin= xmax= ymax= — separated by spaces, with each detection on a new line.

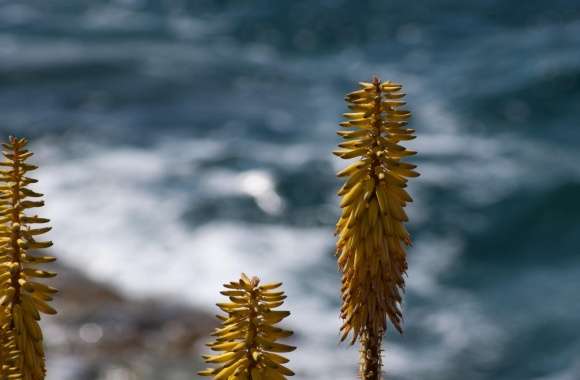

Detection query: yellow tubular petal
xmin=345 ymin=89 xmax=371 ymax=99
xmin=256 ymin=337 xmax=296 ymax=353
xmin=262 ymin=300 xmax=284 ymax=308
xmin=261 ymin=310 xmax=291 ymax=324
xmin=338 ymin=139 xmax=364 ymax=149
xmin=262 ymin=356 xmax=295 ymax=376
xmin=214 ymin=358 xmax=248 ymax=380
xmin=19 ymin=216 xmax=50 ymax=224
xmin=205 ymin=351 xmax=244 ymax=364
xmin=384 ymin=92 xmax=405 ymax=99
xmin=342 ymin=112 xmax=366 ymax=119
xmin=358 ymin=81 xmax=374 ymax=89
xmin=22 ymin=269 xmax=56 ymax=278
xmin=337 ymin=160 xmax=367 ymax=177
xmin=260 ymin=327 xmax=293 ymax=340
xmin=368 ymin=198 xmax=379 ymax=226
xmin=220 ymin=290 xmax=245 ymax=297
xmin=19 ymin=200 xmax=44 ymax=209
xmin=209 ymin=341 xmax=246 ymax=352
xmin=339 ymin=181 xmax=364 ymax=208
xmin=260 ymin=290 xmax=285 ymax=297
xmin=333 ymin=147 xmax=367 ymax=159
xmin=264 ymin=367 xmax=287 ymax=380
xmin=263 ymin=352 xmax=290 ymax=364
xmin=31 ymin=297 xmax=57 ymax=315
xmin=23 ymin=255 xmax=56 ymax=264
xmin=20 ymin=188 xmax=43 ymax=198
xmin=259 ymin=294 xmax=287 ymax=301
xmin=250 ymin=368 xmax=264 ymax=380
xmin=258 ymin=282 xmax=282 ymax=291
xmin=348 ymin=118 xmax=372 ymax=127
xmin=337 ymin=129 xmax=368 ymax=138
xmin=198 ymin=369 xmax=216 ymax=376
xmin=23 ymin=314 xmax=42 ymax=341
xmin=26 ymin=240 xmax=53 ymax=249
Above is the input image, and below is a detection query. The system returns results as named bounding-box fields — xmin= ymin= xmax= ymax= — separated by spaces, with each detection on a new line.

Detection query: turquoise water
xmin=1 ymin=1 xmax=579 ymax=379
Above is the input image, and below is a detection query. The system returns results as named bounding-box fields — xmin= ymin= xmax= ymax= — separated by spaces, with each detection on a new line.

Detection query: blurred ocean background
xmin=1 ymin=0 xmax=580 ymax=379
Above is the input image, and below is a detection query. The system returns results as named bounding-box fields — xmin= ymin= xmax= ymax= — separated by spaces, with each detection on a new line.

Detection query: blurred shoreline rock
xmin=43 ymin=260 xmax=215 ymax=380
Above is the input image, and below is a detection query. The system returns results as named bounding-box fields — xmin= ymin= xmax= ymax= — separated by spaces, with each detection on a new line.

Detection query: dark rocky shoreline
xmin=42 ymin=261 xmax=216 ymax=380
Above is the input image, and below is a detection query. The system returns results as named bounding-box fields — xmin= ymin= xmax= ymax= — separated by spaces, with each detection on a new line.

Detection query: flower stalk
xmin=0 ymin=136 xmax=56 ymax=380
xmin=334 ymin=78 xmax=418 ymax=379
xmin=199 ymin=273 xmax=295 ymax=380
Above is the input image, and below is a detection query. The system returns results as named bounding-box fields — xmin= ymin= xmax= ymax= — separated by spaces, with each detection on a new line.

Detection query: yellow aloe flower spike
xmin=199 ymin=273 xmax=296 ymax=380
xmin=0 ymin=136 xmax=56 ymax=380
xmin=334 ymin=78 xmax=418 ymax=379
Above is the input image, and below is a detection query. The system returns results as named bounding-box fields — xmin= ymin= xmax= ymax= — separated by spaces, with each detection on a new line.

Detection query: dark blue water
xmin=1 ymin=1 xmax=579 ymax=379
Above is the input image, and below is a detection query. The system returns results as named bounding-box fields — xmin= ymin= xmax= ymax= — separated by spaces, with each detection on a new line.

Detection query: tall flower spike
xmin=334 ymin=78 xmax=418 ymax=379
xmin=0 ymin=136 xmax=56 ymax=380
xmin=199 ymin=273 xmax=295 ymax=380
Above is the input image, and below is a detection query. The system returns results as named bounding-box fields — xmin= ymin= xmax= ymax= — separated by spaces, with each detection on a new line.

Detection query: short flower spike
xmin=334 ymin=78 xmax=418 ymax=378
xmin=199 ymin=274 xmax=295 ymax=380
xmin=0 ymin=136 xmax=56 ymax=379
